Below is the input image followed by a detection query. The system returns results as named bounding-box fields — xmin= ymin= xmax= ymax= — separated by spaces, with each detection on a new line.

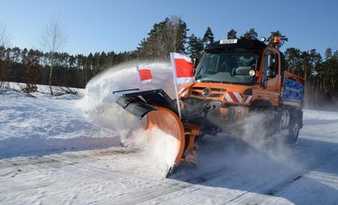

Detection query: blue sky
xmin=1 ymin=0 xmax=338 ymax=54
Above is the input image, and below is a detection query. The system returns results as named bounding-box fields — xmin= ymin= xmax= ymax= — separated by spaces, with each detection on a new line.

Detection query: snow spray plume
xmin=206 ymin=109 xmax=297 ymax=165
xmin=78 ymin=61 xmax=179 ymax=177
xmin=237 ymin=112 xmax=297 ymax=164
xmin=79 ymin=61 xmax=174 ymax=137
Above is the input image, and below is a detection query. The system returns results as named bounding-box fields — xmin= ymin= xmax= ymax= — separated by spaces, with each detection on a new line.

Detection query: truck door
xmin=263 ymin=50 xmax=281 ymax=90
xmin=261 ymin=49 xmax=282 ymax=105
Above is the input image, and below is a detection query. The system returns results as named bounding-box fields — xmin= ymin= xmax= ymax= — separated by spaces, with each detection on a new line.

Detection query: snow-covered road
xmin=0 ymin=89 xmax=338 ymax=205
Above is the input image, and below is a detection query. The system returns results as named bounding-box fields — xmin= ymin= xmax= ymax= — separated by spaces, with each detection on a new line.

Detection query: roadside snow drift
xmin=0 ymin=88 xmax=118 ymax=158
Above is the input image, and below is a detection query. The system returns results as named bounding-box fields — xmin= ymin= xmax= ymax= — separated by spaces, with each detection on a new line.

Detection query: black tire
xmin=286 ymin=113 xmax=301 ymax=145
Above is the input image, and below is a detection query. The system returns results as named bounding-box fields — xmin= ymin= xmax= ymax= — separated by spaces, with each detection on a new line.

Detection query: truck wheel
xmin=280 ymin=109 xmax=290 ymax=129
xmin=286 ymin=120 xmax=300 ymax=144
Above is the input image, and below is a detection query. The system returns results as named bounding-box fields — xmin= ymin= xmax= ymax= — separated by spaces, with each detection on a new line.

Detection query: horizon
xmin=1 ymin=0 xmax=338 ymax=55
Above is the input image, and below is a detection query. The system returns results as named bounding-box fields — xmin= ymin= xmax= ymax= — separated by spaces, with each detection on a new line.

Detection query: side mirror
xmin=261 ymin=68 xmax=270 ymax=88
xmin=266 ymin=68 xmax=271 ymax=78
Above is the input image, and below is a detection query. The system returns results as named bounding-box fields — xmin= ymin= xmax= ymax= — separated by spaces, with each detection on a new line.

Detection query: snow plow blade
xmin=116 ymin=89 xmax=175 ymax=118
xmin=146 ymin=106 xmax=185 ymax=167
xmin=116 ymin=89 xmax=189 ymax=172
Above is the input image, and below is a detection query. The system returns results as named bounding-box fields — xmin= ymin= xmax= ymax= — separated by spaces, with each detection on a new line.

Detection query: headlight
xmin=249 ymin=69 xmax=256 ymax=77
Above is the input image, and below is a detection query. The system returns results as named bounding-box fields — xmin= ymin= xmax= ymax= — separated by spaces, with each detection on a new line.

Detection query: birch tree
xmin=42 ymin=21 xmax=66 ymax=95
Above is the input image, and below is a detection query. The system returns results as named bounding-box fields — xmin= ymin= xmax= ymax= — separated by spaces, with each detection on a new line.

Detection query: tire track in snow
xmin=140 ymin=142 xmax=338 ymax=205
xmin=0 ymin=146 xmax=135 ymax=170
xmin=2 ymin=135 xmax=338 ymax=205
xmin=0 ymin=152 xmax=233 ymax=204
xmin=222 ymin=147 xmax=338 ymax=205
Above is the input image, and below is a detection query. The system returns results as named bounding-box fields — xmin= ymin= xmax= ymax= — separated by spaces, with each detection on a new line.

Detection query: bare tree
xmin=0 ymin=24 xmax=10 ymax=88
xmin=42 ymin=21 xmax=66 ymax=95
xmin=0 ymin=26 xmax=10 ymax=47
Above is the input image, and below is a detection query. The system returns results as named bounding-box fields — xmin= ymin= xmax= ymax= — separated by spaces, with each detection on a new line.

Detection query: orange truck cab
xmin=179 ymin=37 xmax=304 ymax=143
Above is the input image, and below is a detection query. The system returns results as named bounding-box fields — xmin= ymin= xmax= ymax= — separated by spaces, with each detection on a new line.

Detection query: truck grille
xmin=189 ymin=86 xmax=252 ymax=105
xmin=190 ymin=87 xmax=225 ymax=98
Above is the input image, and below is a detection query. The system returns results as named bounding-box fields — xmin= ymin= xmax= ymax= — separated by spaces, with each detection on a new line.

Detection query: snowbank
xmin=0 ymin=87 xmax=117 ymax=159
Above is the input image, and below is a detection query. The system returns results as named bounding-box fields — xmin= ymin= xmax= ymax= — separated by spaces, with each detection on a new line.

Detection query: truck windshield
xmin=195 ymin=52 xmax=258 ymax=84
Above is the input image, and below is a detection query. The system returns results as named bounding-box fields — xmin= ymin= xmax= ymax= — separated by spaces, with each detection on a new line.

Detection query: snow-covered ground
xmin=1 ymin=70 xmax=338 ymax=204
xmin=0 ymin=87 xmax=119 ymax=159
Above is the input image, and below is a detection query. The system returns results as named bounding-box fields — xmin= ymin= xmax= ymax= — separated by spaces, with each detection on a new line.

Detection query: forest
xmin=0 ymin=17 xmax=337 ymax=107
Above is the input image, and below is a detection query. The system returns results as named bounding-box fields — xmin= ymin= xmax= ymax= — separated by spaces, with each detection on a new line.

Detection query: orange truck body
xmin=116 ymin=37 xmax=304 ymax=170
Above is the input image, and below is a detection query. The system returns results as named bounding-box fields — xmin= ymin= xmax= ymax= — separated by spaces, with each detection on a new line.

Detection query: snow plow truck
xmin=116 ymin=35 xmax=304 ymax=173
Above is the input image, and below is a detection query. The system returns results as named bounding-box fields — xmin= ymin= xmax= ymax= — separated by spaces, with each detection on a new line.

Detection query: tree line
xmin=0 ymin=17 xmax=337 ymax=106
xmin=0 ymin=46 xmax=136 ymax=89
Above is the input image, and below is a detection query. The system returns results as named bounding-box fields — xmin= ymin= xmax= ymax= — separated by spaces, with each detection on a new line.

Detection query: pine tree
xmin=324 ymin=48 xmax=333 ymax=59
xmin=187 ymin=34 xmax=204 ymax=63
xmin=285 ymin=48 xmax=303 ymax=74
xmin=202 ymin=27 xmax=214 ymax=46
xmin=227 ymin=29 xmax=237 ymax=39
xmin=243 ymin=28 xmax=258 ymax=40
xmin=333 ymin=50 xmax=338 ymax=59
xmin=137 ymin=17 xmax=188 ymax=59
